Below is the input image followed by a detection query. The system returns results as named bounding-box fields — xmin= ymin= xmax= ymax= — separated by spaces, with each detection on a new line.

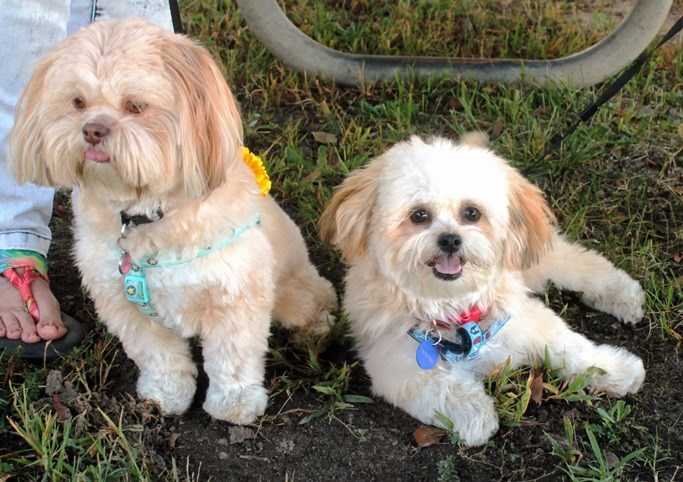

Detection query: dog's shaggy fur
xmin=320 ymin=134 xmax=645 ymax=445
xmin=9 ymin=18 xmax=336 ymax=424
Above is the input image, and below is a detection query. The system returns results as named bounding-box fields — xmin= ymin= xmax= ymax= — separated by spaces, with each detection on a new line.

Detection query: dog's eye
xmin=125 ymin=100 xmax=146 ymax=114
xmin=410 ymin=209 xmax=431 ymax=224
xmin=72 ymin=97 xmax=86 ymax=110
xmin=463 ymin=206 xmax=481 ymax=222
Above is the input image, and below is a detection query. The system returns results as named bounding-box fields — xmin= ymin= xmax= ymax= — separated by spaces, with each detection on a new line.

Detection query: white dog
xmin=319 ymin=134 xmax=645 ymax=446
xmin=9 ymin=19 xmax=336 ymax=424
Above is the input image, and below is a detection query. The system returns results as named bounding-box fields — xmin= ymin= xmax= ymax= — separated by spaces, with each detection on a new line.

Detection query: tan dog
xmin=9 ymin=18 xmax=336 ymax=424
xmin=320 ymin=134 xmax=645 ymax=445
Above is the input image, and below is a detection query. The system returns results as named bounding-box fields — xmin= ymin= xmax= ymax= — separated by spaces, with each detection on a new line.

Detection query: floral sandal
xmin=0 ymin=249 xmax=85 ymax=359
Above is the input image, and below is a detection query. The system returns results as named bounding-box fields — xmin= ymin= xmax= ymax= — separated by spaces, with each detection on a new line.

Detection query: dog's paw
xmin=203 ymin=383 xmax=268 ymax=425
xmin=137 ymin=370 xmax=196 ymax=416
xmin=580 ymin=271 xmax=645 ymax=325
xmin=588 ymin=345 xmax=645 ymax=397
xmin=434 ymin=393 xmax=499 ymax=447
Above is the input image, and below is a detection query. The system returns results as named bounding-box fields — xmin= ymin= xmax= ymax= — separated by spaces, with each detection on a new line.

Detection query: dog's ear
xmin=503 ymin=168 xmax=555 ymax=270
xmin=319 ymin=157 xmax=385 ymax=262
xmin=8 ymin=40 xmax=75 ymax=186
xmin=160 ymin=34 xmax=243 ymax=196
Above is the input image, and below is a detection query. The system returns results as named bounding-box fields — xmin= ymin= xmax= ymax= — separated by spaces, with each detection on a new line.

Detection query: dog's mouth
xmin=428 ymin=255 xmax=465 ymax=281
xmin=85 ymin=148 xmax=111 ymax=163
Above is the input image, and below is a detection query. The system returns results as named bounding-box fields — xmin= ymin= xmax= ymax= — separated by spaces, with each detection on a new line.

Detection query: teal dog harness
xmin=118 ymin=213 xmax=261 ymax=319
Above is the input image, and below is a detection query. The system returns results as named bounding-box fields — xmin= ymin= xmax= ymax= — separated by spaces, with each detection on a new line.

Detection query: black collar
xmin=120 ymin=208 xmax=164 ymax=227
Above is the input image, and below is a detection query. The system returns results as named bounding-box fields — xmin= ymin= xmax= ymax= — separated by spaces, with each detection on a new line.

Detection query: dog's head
xmin=319 ymin=135 xmax=554 ymax=298
xmin=9 ymin=18 xmax=241 ymax=203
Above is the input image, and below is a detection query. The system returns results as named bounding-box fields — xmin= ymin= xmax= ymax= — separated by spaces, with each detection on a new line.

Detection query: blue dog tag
xmin=416 ymin=340 xmax=440 ymax=370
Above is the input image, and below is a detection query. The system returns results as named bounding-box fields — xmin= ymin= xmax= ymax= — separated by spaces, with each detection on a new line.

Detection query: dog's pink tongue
xmin=85 ymin=148 xmax=110 ymax=162
xmin=434 ymin=256 xmax=462 ymax=275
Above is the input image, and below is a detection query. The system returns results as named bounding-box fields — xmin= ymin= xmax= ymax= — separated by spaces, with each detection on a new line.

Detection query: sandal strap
xmin=2 ymin=268 xmax=41 ymax=321
xmin=1 ymin=249 xmax=50 ymax=322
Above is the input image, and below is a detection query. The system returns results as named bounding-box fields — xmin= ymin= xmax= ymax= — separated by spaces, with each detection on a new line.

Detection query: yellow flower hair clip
xmin=243 ymin=147 xmax=271 ymax=197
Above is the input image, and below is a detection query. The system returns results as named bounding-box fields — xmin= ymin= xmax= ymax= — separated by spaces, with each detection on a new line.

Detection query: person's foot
xmin=0 ymin=268 xmax=66 ymax=343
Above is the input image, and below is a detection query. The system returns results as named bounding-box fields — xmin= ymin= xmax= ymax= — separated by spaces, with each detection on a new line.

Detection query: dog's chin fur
xmin=320 ymin=135 xmax=646 ymax=446
xmin=9 ymin=19 xmax=337 ymax=424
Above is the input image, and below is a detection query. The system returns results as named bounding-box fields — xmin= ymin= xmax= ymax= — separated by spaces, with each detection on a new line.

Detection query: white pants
xmin=0 ymin=0 xmax=174 ymax=256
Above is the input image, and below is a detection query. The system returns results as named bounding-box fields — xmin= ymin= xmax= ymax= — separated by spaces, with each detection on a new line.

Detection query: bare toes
xmin=21 ymin=328 xmax=42 ymax=344
xmin=37 ymin=320 xmax=68 ymax=340
xmin=30 ymin=278 xmax=64 ymax=336
xmin=16 ymin=311 xmax=41 ymax=343
xmin=1 ymin=313 xmax=23 ymax=339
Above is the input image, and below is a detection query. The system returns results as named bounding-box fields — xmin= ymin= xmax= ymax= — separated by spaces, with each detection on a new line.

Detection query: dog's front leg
xmin=362 ymin=336 xmax=499 ymax=446
xmin=103 ymin=310 xmax=198 ymax=415
xmin=200 ymin=306 xmax=271 ymax=425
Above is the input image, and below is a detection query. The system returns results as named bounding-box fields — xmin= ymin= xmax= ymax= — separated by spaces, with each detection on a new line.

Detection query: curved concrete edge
xmin=236 ymin=0 xmax=672 ymax=87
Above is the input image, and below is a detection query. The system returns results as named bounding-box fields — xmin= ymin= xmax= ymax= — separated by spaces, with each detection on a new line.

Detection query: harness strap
xmin=122 ymin=214 xmax=261 ymax=320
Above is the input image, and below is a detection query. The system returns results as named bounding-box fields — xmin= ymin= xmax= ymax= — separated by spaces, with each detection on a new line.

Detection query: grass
xmin=2 ymin=0 xmax=682 ymax=479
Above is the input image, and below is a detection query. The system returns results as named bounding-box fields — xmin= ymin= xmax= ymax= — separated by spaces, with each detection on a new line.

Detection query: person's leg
xmin=0 ymin=0 xmax=74 ymax=344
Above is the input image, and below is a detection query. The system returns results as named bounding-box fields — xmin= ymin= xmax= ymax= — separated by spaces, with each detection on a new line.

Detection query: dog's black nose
xmin=437 ymin=233 xmax=462 ymax=254
xmin=82 ymin=123 xmax=110 ymax=145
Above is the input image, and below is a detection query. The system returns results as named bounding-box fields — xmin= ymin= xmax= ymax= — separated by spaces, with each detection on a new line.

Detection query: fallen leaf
xmin=312 ymin=131 xmax=337 ymax=145
xmin=530 ymin=367 xmax=544 ymax=406
xmin=490 ymin=117 xmax=503 ymax=140
xmin=413 ymin=425 xmax=446 ymax=447
xmin=52 ymin=394 xmax=71 ymax=422
xmin=168 ymin=432 xmax=181 ymax=449
xmin=674 ymin=252 xmax=683 ymax=264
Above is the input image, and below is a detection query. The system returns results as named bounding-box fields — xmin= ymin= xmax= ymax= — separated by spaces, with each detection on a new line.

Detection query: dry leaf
xmin=530 ymin=367 xmax=544 ymax=406
xmin=490 ymin=117 xmax=503 ymax=140
xmin=52 ymin=394 xmax=71 ymax=421
xmin=673 ymin=252 xmax=683 ymax=264
xmin=168 ymin=432 xmax=181 ymax=449
xmin=413 ymin=425 xmax=446 ymax=447
xmin=312 ymin=131 xmax=337 ymax=145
